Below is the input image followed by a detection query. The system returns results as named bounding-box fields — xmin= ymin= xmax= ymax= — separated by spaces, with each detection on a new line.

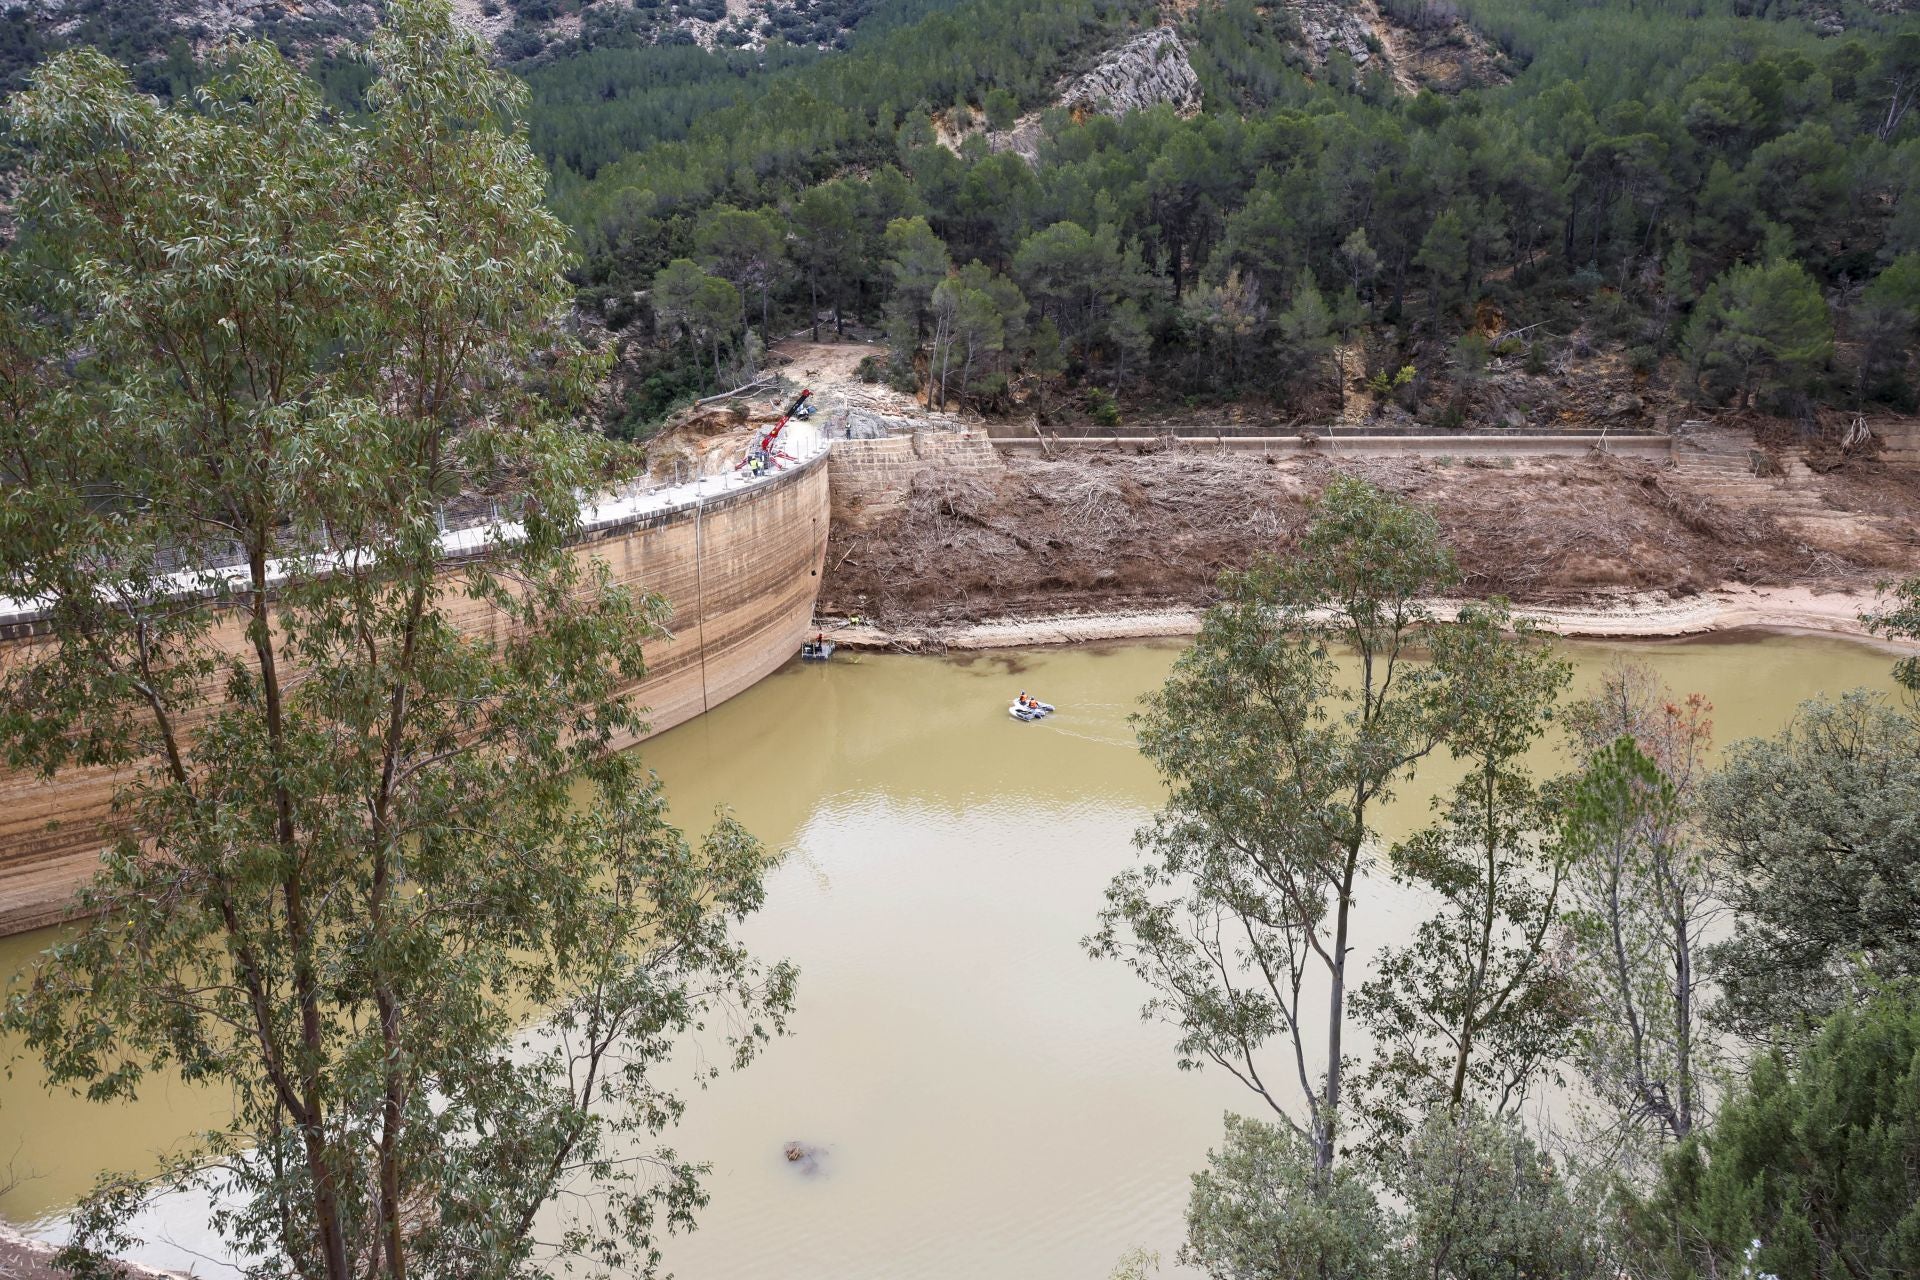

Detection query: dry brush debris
xmin=821 ymin=445 xmax=1920 ymax=625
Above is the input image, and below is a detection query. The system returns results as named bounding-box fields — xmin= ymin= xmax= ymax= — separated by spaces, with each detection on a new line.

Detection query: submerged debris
xmin=783 ymin=1141 xmax=827 ymax=1174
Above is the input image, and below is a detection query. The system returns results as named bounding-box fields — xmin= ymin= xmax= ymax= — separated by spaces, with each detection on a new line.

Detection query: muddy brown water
xmin=0 ymin=632 xmax=1904 ymax=1275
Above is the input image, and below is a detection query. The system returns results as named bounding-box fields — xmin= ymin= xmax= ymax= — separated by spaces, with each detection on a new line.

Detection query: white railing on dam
xmin=571 ymin=419 xmax=826 ymax=539
xmin=0 ymin=421 xmax=830 ymax=632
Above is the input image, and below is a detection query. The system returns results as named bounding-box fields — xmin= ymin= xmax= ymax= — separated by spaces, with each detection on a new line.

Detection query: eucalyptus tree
xmin=1090 ymin=477 xmax=1458 ymax=1179
xmin=1560 ymin=666 xmax=1720 ymax=1159
xmin=1352 ymin=605 xmax=1578 ymax=1150
xmin=0 ymin=5 xmax=793 ymax=1277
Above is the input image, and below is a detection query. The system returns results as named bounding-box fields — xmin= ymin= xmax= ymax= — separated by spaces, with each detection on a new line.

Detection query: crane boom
xmin=740 ymin=388 xmax=813 ymax=472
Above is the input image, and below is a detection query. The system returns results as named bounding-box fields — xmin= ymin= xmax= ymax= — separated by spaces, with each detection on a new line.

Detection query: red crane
xmin=739 ymin=388 xmax=813 ymax=473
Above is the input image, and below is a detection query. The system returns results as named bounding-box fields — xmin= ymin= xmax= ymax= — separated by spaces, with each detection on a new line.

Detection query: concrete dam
xmin=0 ymin=433 xmax=833 ymax=936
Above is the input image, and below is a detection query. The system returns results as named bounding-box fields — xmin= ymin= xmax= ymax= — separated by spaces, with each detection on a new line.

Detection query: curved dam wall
xmin=0 ymin=446 xmax=830 ymax=936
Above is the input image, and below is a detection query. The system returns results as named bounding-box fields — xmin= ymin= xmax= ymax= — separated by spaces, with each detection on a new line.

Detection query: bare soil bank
xmin=818 ymin=447 xmax=1920 ymax=638
xmin=0 ymin=1224 xmax=181 ymax=1280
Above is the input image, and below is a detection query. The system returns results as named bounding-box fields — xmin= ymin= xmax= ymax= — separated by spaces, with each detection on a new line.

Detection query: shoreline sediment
xmin=822 ymin=583 xmax=1920 ymax=654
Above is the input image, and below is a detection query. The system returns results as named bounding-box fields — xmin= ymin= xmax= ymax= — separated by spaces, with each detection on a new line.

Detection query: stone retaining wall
xmin=1875 ymin=419 xmax=1920 ymax=466
xmin=990 ymin=434 xmax=1676 ymax=461
xmin=828 ymin=430 xmax=1000 ymax=524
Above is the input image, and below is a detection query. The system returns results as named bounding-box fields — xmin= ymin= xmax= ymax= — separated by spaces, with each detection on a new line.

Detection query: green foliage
xmin=526 ymin=44 xmax=823 ymax=179
xmin=1859 ymin=254 xmax=1920 ymax=405
xmin=1626 ymin=986 xmax=1920 ymax=1280
xmin=1682 ymin=256 xmax=1835 ymax=409
xmin=654 ymin=256 xmax=746 ymax=379
xmin=1701 ymin=692 xmax=1920 ymax=1040
xmin=1417 ymin=209 xmax=1471 ymax=319
xmin=695 ymin=204 xmax=787 ymax=332
xmin=1866 ymin=576 xmax=1920 ymax=691
xmin=1106 ymin=297 xmax=1153 ymax=390
xmin=1454 ymin=330 xmax=1491 ymax=379
xmin=1389 ymin=1106 xmax=1606 ymax=1280
xmin=0 ymin=6 xmax=792 ymax=1275
xmin=1352 ymin=605 xmax=1577 ymax=1149
xmin=1085 ymin=385 xmax=1120 ymax=425
xmin=984 ymin=85 xmax=1019 ymax=130
xmin=1183 ymin=1116 xmax=1386 ymax=1280
xmin=507 ymin=0 xmax=1919 ymax=416
xmin=884 ymin=213 xmax=953 ymax=342
xmin=1275 ymin=268 xmax=1338 ymax=398
xmin=1014 ymin=219 xmax=1130 ymax=355
xmin=1091 ymin=479 xmax=1459 ymax=1177
xmin=1368 ymin=364 xmax=1416 ymax=398
xmin=1183 ymin=1107 xmax=1604 ymax=1280
xmin=928 ymin=260 xmax=1027 ymax=410
xmin=791 ymin=178 xmax=863 ymax=339
xmin=1561 ymin=667 xmax=1719 ymax=1154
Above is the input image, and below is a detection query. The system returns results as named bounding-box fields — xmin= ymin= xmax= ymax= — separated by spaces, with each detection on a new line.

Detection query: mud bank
xmin=0 ymin=1224 xmax=181 ymax=1280
xmin=823 ymin=583 xmax=1920 ymax=653
xmin=820 ymin=442 xmax=1920 ymax=634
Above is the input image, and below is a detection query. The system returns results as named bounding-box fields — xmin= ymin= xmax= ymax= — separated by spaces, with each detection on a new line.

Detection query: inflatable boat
xmin=1009 ymin=699 xmax=1056 ymax=722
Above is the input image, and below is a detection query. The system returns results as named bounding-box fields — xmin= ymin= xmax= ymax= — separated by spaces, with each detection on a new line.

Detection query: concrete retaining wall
xmin=828 ymin=429 xmax=1000 ymax=524
xmin=0 ymin=452 xmax=831 ymax=936
xmin=1874 ymin=419 xmax=1920 ymax=466
xmin=991 ymin=434 xmax=1675 ymax=461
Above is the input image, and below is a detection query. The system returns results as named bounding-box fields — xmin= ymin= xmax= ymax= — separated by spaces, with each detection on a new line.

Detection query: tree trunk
xmin=938 ymin=315 xmax=956 ymax=411
xmin=1450 ymin=765 xmax=1501 ymax=1110
xmin=1671 ymin=898 xmax=1694 ymax=1138
xmin=243 ymin=533 xmax=353 ymax=1280
xmin=1320 ymin=845 xmax=1359 ymax=1178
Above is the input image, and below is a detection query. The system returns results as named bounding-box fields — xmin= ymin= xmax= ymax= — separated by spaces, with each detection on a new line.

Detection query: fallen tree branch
xmin=695 ymin=375 xmax=776 ymax=406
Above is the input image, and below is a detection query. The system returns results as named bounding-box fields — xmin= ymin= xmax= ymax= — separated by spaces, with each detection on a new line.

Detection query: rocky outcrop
xmin=1281 ymin=0 xmax=1509 ymax=93
xmin=25 ymin=0 xmax=377 ymax=56
xmin=1060 ymin=27 xmax=1202 ymax=118
xmin=1288 ymin=0 xmax=1379 ymax=71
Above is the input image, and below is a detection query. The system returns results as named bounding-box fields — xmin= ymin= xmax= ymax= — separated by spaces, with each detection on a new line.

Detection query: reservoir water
xmin=0 ymin=631 xmax=1905 ymax=1276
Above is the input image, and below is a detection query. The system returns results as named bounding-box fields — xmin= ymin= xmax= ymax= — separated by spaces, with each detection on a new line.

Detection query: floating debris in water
xmin=782 ymin=1141 xmax=827 ymax=1174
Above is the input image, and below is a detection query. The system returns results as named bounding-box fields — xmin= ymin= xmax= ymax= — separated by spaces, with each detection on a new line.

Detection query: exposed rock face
xmin=26 ymin=0 xmax=377 ymax=56
xmin=1060 ymin=27 xmax=1202 ymax=118
xmin=1288 ymin=0 xmax=1378 ymax=70
xmin=1281 ymin=0 xmax=1509 ymax=93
